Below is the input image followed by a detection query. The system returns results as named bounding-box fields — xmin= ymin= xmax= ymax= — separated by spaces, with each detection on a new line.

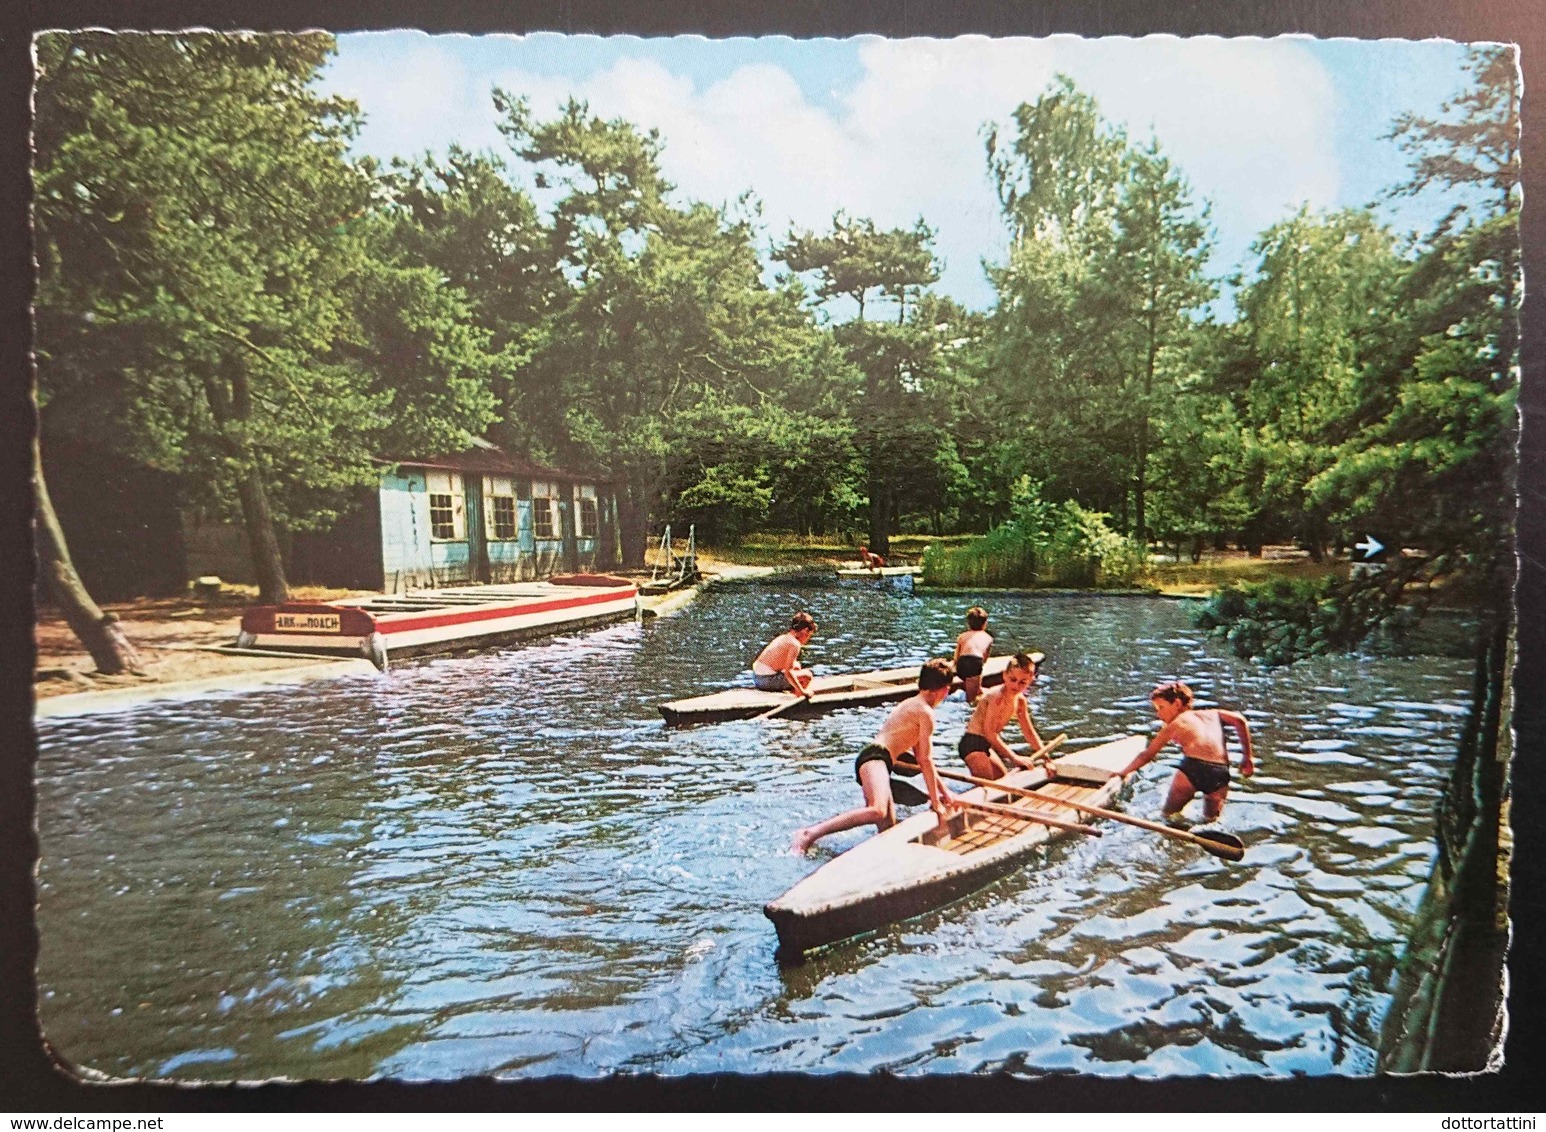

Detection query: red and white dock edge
xmin=237 ymin=575 xmax=639 ymax=670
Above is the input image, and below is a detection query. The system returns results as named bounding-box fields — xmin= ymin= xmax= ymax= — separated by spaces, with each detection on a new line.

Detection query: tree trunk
xmin=868 ymin=473 xmax=891 ymax=560
xmin=33 ymin=435 xmax=144 ymax=675
xmin=203 ymin=358 xmax=290 ymax=604
xmin=617 ymin=483 xmax=649 ymax=570
xmin=234 ymin=464 xmax=290 ymax=605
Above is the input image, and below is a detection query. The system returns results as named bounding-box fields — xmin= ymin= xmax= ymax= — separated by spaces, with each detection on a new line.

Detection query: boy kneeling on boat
xmin=792 ymin=659 xmax=957 ymax=854
xmin=959 ymin=652 xmax=1045 ymax=779
xmin=754 ymin=612 xmax=817 ymax=695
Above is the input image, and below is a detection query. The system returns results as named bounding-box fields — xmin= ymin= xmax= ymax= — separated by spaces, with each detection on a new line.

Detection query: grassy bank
xmin=693 ymin=533 xmax=974 ymax=569
xmin=1139 ymin=554 xmax=1346 ymax=596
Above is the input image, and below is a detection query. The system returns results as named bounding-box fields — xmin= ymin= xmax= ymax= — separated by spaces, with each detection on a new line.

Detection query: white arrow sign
xmin=1354 ymin=535 xmax=1385 ymax=560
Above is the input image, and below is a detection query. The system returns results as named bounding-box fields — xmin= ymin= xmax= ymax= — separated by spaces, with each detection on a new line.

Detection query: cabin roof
xmin=379 ymin=444 xmax=613 ymax=484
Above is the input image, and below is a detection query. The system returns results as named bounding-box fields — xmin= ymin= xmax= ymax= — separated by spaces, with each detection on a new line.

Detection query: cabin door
xmin=465 ymin=476 xmax=489 ymax=584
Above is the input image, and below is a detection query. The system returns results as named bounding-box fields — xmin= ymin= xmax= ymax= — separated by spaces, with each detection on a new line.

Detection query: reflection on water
xmin=35 ymin=588 xmax=1474 ymax=1079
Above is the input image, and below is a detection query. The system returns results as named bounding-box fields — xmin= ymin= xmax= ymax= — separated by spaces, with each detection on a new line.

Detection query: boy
xmin=1111 ymin=681 xmax=1256 ymax=825
xmin=753 ymin=612 xmax=817 ymax=695
xmin=958 ymin=652 xmax=1045 ymax=780
xmin=791 ymin=659 xmax=957 ymax=853
xmin=953 ymin=606 xmax=993 ymax=704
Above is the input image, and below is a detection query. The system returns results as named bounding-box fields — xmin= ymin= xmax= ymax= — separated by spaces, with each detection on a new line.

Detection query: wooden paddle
xmin=752 ymin=676 xmax=816 ymax=722
xmin=890 ymin=735 xmax=1065 ymax=807
xmin=933 ymin=767 xmax=1246 ymax=863
xmin=952 ymin=796 xmax=1103 ymax=836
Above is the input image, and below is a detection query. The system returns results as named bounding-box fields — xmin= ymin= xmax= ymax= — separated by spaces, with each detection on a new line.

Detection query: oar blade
xmin=1193 ymin=828 xmax=1246 ymax=863
xmin=888 ymin=778 xmax=931 ymax=807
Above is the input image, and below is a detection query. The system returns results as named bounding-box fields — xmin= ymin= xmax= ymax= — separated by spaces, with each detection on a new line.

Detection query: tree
xmin=778 ymin=213 xmax=942 ymax=557
xmin=33 ymin=33 xmax=497 ymax=605
xmin=495 ymin=96 xmax=852 ymax=565
xmin=1224 ymin=207 xmax=1406 ymax=558
xmin=1100 ymin=140 xmax=1214 ymax=544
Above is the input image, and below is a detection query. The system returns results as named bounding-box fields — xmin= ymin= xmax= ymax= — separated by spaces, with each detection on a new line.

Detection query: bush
xmin=1196 ymin=575 xmax=1420 ymax=666
xmin=921 ymin=478 xmax=1145 ymax=588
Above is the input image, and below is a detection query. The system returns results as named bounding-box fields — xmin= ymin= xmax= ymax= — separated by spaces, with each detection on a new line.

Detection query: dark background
xmin=3 ymin=0 xmax=1541 ymax=1112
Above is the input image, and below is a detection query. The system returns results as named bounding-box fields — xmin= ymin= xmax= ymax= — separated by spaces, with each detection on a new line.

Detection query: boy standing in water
xmin=953 ymin=606 xmax=993 ymax=704
xmin=958 ymin=652 xmax=1045 ymax=779
xmin=1112 ymin=681 xmax=1256 ymax=824
xmin=753 ymin=612 xmax=817 ymax=695
xmin=791 ymin=659 xmax=957 ymax=853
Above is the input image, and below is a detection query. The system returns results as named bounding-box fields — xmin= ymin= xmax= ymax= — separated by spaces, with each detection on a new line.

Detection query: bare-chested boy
xmin=953 ymin=606 xmax=993 ymax=705
xmin=1111 ymin=681 xmax=1256 ymax=824
xmin=791 ymin=659 xmax=957 ymax=853
xmin=753 ymin=612 xmax=817 ymax=696
xmin=957 ymin=652 xmax=1045 ymax=779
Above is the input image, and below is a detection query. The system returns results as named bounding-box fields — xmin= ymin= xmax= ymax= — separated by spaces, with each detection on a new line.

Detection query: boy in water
xmin=1112 ymin=681 xmax=1256 ymax=825
xmin=791 ymin=659 xmax=957 ymax=853
xmin=753 ymin=612 xmax=817 ymax=696
xmin=953 ymin=606 xmax=993 ymax=704
xmin=958 ymin=652 xmax=1045 ymax=779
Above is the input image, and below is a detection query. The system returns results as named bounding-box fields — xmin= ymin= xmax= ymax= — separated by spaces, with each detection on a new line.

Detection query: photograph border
xmin=2 ymin=0 xmax=1541 ymax=1112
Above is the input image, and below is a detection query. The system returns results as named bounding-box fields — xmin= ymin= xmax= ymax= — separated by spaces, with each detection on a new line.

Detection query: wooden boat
xmin=659 ymin=655 xmax=1014 ymax=726
xmin=237 ymin=574 xmax=638 ymax=670
xmin=765 ymin=734 xmax=1145 ymax=960
xmin=835 ymin=562 xmax=923 ymax=579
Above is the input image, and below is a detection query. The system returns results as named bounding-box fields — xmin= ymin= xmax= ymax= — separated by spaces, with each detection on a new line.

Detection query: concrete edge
xmin=34 ymin=658 xmax=379 ymax=720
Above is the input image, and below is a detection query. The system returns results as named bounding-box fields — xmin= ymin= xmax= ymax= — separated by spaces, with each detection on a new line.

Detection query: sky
xmin=319 ymin=33 xmax=1493 ymax=315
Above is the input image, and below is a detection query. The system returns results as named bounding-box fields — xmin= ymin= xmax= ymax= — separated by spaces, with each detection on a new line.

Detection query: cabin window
xmin=575 ymin=482 xmax=596 ymax=538
xmin=492 ymin=497 xmax=517 ymax=540
xmin=484 ymin=475 xmax=518 ymax=541
xmin=532 ymin=481 xmax=557 ymax=539
xmin=426 ymin=471 xmax=465 ymax=541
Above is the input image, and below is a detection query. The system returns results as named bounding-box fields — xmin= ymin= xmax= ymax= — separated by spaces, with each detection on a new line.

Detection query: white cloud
xmin=328 ymin=33 xmax=1344 ymax=308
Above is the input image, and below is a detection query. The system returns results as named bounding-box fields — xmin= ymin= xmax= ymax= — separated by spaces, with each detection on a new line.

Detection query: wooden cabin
xmin=289 ymin=443 xmax=621 ymax=593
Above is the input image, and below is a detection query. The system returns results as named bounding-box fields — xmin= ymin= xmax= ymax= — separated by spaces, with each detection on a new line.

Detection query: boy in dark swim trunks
xmin=753 ymin=612 xmax=817 ymax=694
xmin=791 ymin=659 xmax=957 ymax=853
xmin=1111 ymin=681 xmax=1256 ymax=825
xmin=958 ymin=652 xmax=1044 ymax=779
xmin=953 ymin=606 xmax=993 ymax=704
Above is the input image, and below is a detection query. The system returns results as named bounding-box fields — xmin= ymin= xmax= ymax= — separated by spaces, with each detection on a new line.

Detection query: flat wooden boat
xmin=659 ymin=655 xmax=1013 ymax=726
xmin=765 ymin=734 xmax=1145 ymax=960
xmin=835 ymin=563 xmax=923 ymax=579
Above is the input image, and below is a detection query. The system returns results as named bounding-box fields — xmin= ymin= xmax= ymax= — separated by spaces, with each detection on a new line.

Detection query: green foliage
xmin=1196 ymin=575 xmax=1421 ymax=667
xmin=33 ymin=32 xmax=498 ymax=544
xmin=921 ymin=478 xmax=1144 ymax=588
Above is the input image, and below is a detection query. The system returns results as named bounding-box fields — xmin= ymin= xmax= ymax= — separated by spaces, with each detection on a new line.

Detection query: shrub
xmin=1196 ymin=575 xmax=1420 ymax=666
xmin=921 ymin=478 xmax=1145 ymax=589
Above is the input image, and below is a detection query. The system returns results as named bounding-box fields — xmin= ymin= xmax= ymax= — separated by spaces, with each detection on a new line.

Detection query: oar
xmin=953 ymin=796 xmax=1103 ymax=836
xmin=752 ymin=679 xmax=815 ymax=722
xmin=933 ymin=767 xmax=1246 ymax=863
xmin=890 ymin=735 xmax=1065 ymax=807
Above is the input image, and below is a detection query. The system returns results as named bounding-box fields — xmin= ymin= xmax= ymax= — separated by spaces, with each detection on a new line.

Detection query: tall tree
xmin=496 ymin=95 xmax=850 ymax=565
xmin=778 ymin=213 xmax=941 ymax=557
xmin=33 ymin=33 xmax=497 ymax=605
xmin=1101 ymin=140 xmax=1214 ymax=544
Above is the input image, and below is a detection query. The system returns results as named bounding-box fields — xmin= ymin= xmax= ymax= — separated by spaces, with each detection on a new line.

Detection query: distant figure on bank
xmin=953 ymin=606 xmax=993 ymax=704
xmin=753 ymin=612 xmax=817 ymax=696
xmin=1111 ymin=681 xmax=1256 ymax=825
xmin=958 ymin=652 xmax=1045 ymax=780
xmin=858 ymin=544 xmax=887 ymax=570
xmin=791 ymin=659 xmax=957 ymax=854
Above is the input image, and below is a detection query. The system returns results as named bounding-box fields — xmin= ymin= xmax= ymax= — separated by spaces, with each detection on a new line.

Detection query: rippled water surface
xmin=35 ymin=587 xmax=1475 ymax=1079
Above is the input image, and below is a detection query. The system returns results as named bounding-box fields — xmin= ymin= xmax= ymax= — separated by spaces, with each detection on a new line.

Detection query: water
xmin=34 ymin=587 xmax=1476 ymax=1079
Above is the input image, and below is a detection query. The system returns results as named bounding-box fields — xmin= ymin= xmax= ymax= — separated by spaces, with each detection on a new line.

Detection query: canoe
xmin=764 ymin=734 xmax=1146 ymax=961
xmin=659 ymin=655 xmax=1014 ymax=726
